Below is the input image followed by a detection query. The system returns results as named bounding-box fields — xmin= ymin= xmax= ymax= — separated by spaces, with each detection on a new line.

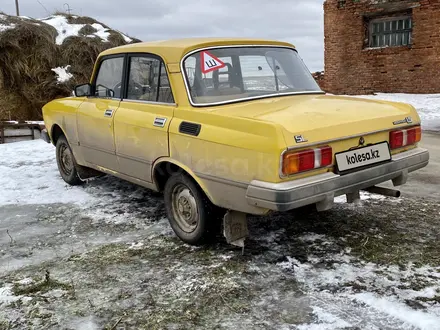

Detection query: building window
xmin=369 ymin=17 xmax=412 ymax=48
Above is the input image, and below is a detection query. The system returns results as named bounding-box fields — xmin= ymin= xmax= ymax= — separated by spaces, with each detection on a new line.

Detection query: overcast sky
xmin=1 ymin=0 xmax=325 ymax=71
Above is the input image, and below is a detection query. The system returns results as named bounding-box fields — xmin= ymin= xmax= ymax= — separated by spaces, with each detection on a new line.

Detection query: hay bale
xmin=0 ymin=12 xmax=140 ymax=120
xmin=78 ymin=24 xmax=98 ymax=36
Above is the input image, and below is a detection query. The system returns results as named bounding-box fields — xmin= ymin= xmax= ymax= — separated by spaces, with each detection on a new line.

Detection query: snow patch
xmin=297 ymin=306 xmax=352 ymax=330
xmin=41 ymin=15 xmax=112 ymax=44
xmin=15 ymin=278 xmax=33 ymax=286
xmin=127 ymin=242 xmax=144 ymax=250
xmin=41 ymin=15 xmax=85 ymax=45
xmin=0 ymin=140 xmax=93 ymax=206
xmin=334 ymin=191 xmax=384 ymax=205
xmin=70 ymin=316 xmax=100 ymax=330
xmin=25 ymin=121 xmax=45 ymax=125
xmin=120 ymin=33 xmax=133 ymax=43
xmin=0 ymin=285 xmax=20 ymax=305
xmin=279 ymin=249 xmax=440 ymax=328
xmin=360 ymin=191 xmax=386 ymax=201
xmin=0 ymin=23 xmax=15 ymax=32
xmin=90 ymin=23 xmax=110 ymax=41
xmin=351 ymin=93 xmax=440 ymax=132
xmin=354 ymin=292 xmax=440 ymax=330
xmin=52 ymin=65 xmax=73 ymax=83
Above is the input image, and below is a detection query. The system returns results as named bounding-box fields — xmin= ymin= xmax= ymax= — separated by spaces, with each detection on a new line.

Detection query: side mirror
xmin=74 ymin=83 xmax=92 ymax=97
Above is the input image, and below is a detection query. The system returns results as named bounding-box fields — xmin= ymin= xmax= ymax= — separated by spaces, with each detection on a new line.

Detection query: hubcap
xmin=59 ymin=145 xmax=73 ymax=175
xmin=171 ymin=184 xmax=199 ymax=233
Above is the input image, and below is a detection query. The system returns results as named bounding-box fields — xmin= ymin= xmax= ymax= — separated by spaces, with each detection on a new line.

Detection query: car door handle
xmin=153 ymin=117 xmax=167 ymax=127
xmin=104 ymin=109 xmax=113 ymax=117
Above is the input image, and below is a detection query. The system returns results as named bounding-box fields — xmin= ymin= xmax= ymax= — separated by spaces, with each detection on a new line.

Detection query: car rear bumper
xmin=41 ymin=129 xmax=51 ymax=144
xmin=246 ymin=147 xmax=429 ymax=212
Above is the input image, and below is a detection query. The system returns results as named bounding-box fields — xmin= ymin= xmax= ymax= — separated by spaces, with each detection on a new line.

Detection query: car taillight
xmin=390 ymin=126 xmax=421 ymax=149
xmin=282 ymin=146 xmax=333 ymax=176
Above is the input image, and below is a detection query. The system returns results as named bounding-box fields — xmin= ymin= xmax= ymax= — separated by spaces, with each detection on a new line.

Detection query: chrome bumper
xmin=246 ymin=147 xmax=429 ymax=212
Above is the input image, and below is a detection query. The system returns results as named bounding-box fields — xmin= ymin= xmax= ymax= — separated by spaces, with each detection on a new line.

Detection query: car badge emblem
xmin=294 ymin=135 xmax=308 ymax=143
xmin=359 ymin=136 xmax=365 ymax=146
xmin=393 ymin=117 xmax=413 ymax=125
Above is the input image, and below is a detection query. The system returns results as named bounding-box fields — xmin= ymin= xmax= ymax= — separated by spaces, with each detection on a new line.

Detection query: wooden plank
xmin=0 ymin=122 xmax=42 ymax=143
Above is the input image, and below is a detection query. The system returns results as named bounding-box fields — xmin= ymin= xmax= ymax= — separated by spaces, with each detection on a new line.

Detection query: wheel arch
xmin=50 ymin=124 xmax=66 ymax=146
xmin=152 ymin=158 xmax=215 ymax=204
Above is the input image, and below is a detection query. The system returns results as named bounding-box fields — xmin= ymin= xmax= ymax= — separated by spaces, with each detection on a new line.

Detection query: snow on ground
xmin=51 ymin=65 xmax=73 ymax=83
xmin=280 ymin=251 xmax=440 ymax=329
xmin=352 ymin=93 xmax=440 ymax=132
xmin=1 ymin=139 xmax=440 ymax=329
xmin=0 ymin=140 xmax=92 ymax=206
xmin=0 ymin=285 xmax=20 ymax=305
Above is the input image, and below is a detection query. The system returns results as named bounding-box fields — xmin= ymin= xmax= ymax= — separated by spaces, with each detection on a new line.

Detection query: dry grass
xmin=0 ymin=12 xmax=140 ymax=120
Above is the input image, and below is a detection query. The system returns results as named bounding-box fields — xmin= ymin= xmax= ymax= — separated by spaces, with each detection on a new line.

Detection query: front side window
xmin=183 ymin=47 xmax=321 ymax=105
xmin=369 ymin=16 xmax=412 ymax=48
xmin=95 ymin=57 xmax=124 ymax=98
xmin=127 ymin=56 xmax=174 ymax=103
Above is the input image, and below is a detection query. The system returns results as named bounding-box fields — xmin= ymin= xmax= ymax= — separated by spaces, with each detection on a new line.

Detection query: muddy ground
xmin=0 ymin=134 xmax=439 ymax=330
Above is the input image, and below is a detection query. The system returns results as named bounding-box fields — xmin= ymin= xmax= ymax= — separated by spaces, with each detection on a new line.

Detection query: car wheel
xmin=56 ymin=135 xmax=82 ymax=186
xmin=164 ymin=173 xmax=221 ymax=245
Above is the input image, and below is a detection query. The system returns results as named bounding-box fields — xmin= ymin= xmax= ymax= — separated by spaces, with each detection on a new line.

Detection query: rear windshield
xmin=182 ymin=46 xmax=322 ymax=105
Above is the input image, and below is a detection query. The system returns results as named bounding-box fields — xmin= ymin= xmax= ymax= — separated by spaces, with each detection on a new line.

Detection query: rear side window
xmin=158 ymin=62 xmax=174 ymax=103
xmin=94 ymin=57 xmax=124 ymax=98
xmin=126 ymin=56 xmax=174 ymax=103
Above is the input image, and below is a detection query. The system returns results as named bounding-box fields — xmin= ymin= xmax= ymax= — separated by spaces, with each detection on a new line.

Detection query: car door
xmin=113 ymin=55 xmax=175 ymax=182
xmin=77 ymin=55 xmax=124 ymax=171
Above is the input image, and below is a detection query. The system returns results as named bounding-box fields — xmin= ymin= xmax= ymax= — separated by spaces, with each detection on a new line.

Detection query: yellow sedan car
xmin=41 ymin=38 xmax=429 ymax=245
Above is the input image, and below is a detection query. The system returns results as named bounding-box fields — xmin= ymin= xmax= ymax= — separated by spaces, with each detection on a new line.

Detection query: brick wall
xmin=324 ymin=0 xmax=440 ymax=94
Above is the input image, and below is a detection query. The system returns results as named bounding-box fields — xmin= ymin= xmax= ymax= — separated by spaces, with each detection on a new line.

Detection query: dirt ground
xmin=0 ymin=133 xmax=439 ymax=330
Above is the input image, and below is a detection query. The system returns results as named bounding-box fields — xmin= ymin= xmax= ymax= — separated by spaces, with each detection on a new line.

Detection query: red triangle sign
xmin=201 ymin=51 xmax=226 ymax=74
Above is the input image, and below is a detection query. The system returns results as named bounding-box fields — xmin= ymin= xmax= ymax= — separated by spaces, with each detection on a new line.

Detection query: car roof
xmin=99 ymin=37 xmax=296 ymax=63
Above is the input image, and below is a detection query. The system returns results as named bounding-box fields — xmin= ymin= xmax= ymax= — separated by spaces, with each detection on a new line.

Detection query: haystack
xmin=0 ymin=12 xmax=140 ymax=120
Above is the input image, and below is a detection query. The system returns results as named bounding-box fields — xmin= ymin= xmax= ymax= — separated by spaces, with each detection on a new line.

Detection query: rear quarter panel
xmin=168 ymin=108 xmax=287 ymax=213
xmin=169 ymin=108 xmax=287 ymax=182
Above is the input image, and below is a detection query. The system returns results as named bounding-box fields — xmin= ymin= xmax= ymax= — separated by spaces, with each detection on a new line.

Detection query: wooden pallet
xmin=0 ymin=122 xmax=44 ymax=144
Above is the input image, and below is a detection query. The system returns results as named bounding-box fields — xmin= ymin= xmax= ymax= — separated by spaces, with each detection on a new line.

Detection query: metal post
xmin=15 ymin=0 xmax=20 ymax=16
xmin=64 ymin=3 xmax=72 ymax=15
xmin=0 ymin=124 xmax=4 ymax=144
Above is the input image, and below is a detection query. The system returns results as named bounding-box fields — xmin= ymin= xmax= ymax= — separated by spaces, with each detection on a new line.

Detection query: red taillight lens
xmin=390 ymin=130 xmax=404 ymax=149
xmin=320 ymin=146 xmax=333 ymax=167
xmin=282 ymin=146 xmax=333 ymax=176
xmin=298 ymin=149 xmax=315 ymax=172
xmin=389 ymin=126 xmax=421 ymax=150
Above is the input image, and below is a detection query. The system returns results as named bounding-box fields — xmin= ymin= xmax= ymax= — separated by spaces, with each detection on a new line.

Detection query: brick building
xmin=324 ymin=0 xmax=440 ymax=94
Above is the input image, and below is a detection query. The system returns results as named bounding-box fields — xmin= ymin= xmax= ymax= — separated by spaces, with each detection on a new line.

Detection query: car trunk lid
xmin=210 ymin=94 xmax=419 ymax=147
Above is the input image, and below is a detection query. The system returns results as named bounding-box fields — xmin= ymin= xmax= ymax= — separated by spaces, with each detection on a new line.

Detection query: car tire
xmin=55 ymin=135 xmax=83 ymax=186
xmin=164 ymin=173 xmax=221 ymax=245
